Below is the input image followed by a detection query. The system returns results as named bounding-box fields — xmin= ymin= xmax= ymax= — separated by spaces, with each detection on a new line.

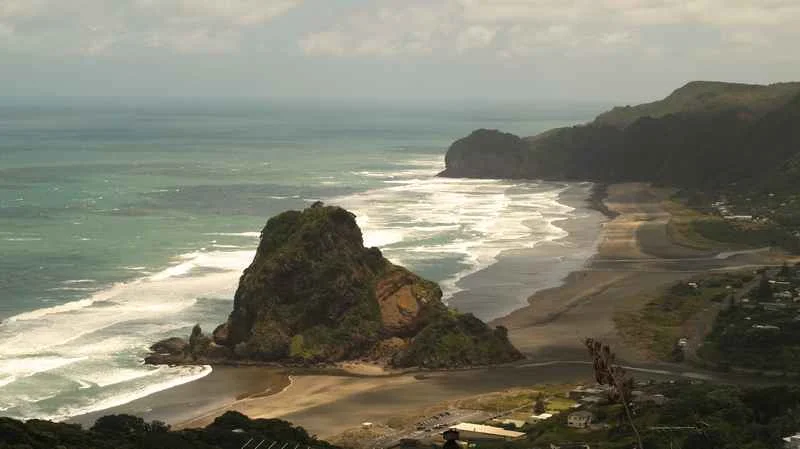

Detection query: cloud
xmin=456 ymin=26 xmax=496 ymax=52
xmin=0 ymin=0 xmax=303 ymax=55
xmin=299 ymin=0 xmax=800 ymax=60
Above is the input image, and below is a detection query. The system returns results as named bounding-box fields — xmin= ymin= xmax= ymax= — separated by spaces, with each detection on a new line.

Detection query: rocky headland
xmin=147 ymin=202 xmax=522 ymax=369
xmin=439 ymin=81 xmax=800 ymax=190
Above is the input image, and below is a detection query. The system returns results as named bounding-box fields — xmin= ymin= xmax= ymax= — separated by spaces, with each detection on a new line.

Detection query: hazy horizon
xmin=2 ymin=1 xmax=799 ymax=104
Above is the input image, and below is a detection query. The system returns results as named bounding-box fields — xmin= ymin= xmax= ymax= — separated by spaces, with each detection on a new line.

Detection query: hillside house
xmin=567 ymin=411 xmax=594 ymax=429
xmin=777 ymin=291 xmax=794 ymax=300
xmin=784 ymin=433 xmax=800 ymax=449
xmin=527 ymin=413 xmax=554 ymax=423
xmin=569 ymin=385 xmax=610 ymax=400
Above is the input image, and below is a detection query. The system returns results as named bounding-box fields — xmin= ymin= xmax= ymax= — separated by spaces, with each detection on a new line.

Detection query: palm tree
xmin=533 ymin=393 xmax=547 ymax=414
xmin=585 ymin=338 xmax=643 ymax=449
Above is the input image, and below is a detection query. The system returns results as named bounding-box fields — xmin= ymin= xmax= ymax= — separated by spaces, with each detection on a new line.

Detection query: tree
xmin=756 ymin=273 xmax=772 ymax=300
xmin=533 ymin=393 xmax=547 ymax=414
xmin=779 ymin=262 xmax=792 ymax=279
xmin=91 ymin=414 xmax=148 ymax=435
xmin=585 ymin=338 xmax=642 ymax=449
xmin=671 ymin=342 xmax=685 ymax=362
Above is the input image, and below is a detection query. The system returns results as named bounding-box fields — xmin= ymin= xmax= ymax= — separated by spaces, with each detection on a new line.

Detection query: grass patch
xmin=662 ymin=200 xmax=733 ymax=250
xmin=455 ymin=386 xmax=576 ymax=413
xmin=615 ymin=276 xmax=743 ymax=360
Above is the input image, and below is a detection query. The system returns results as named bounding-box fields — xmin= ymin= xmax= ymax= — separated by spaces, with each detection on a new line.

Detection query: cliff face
xmin=440 ymin=82 xmax=800 ymax=189
xmin=147 ymin=203 xmax=522 ymax=368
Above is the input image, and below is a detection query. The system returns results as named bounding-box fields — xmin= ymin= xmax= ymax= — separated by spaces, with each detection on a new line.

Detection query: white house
xmin=567 ymin=411 xmax=594 ymax=429
xmin=783 ymin=433 xmax=800 ymax=449
xmin=527 ymin=413 xmax=554 ymax=423
xmin=776 ymin=291 xmax=794 ymax=300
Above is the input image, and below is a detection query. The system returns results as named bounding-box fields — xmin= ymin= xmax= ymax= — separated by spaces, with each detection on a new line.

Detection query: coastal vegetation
xmin=441 ymin=81 xmax=800 ymax=254
xmin=670 ymin=189 xmax=800 ymax=254
xmin=699 ymin=264 xmax=800 ymax=372
xmin=513 ymin=382 xmax=800 ymax=449
xmin=441 ymin=81 xmax=800 ymax=189
xmin=615 ymin=273 xmax=752 ymax=360
xmin=0 ymin=411 xmax=338 ymax=449
xmin=146 ymin=203 xmax=521 ymax=369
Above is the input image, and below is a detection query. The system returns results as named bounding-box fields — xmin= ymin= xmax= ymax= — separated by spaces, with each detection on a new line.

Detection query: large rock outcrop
xmin=147 ymin=203 xmax=522 ymax=368
xmin=438 ymin=129 xmax=529 ymax=179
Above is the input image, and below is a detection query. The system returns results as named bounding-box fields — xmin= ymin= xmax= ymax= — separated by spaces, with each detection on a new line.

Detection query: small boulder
xmin=212 ymin=322 xmax=230 ymax=346
xmin=150 ymin=337 xmax=188 ymax=355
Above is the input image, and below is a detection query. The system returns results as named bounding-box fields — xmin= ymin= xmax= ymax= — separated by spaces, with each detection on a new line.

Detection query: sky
xmin=1 ymin=0 xmax=799 ymax=103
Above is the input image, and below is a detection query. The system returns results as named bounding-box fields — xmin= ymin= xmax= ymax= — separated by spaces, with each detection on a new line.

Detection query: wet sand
xmin=447 ymin=183 xmax=606 ymax=321
xmin=494 ymin=182 xmax=782 ymax=362
xmin=69 ymin=367 xmax=289 ymax=428
xmin=80 ymin=182 xmax=785 ymax=437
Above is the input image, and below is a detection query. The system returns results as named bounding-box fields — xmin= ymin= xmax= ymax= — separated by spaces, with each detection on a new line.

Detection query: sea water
xmin=0 ymin=98 xmax=598 ymax=421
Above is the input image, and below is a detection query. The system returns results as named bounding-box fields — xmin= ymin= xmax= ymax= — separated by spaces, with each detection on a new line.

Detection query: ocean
xmin=0 ymin=98 xmax=600 ymax=422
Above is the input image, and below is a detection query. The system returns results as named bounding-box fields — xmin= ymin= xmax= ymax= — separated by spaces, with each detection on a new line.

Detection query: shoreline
xmin=447 ymin=182 xmax=606 ymax=321
xmin=68 ymin=182 xmax=786 ymax=439
xmin=71 ymin=181 xmax=609 ymax=431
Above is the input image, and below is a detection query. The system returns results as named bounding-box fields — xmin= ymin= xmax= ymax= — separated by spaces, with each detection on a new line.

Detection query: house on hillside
xmin=776 ymin=291 xmax=794 ymax=300
xmin=567 ymin=411 xmax=594 ymax=429
xmin=783 ymin=433 xmax=800 ymax=449
xmin=569 ymin=385 xmax=610 ymax=400
xmin=527 ymin=413 xmax=554 ymax=424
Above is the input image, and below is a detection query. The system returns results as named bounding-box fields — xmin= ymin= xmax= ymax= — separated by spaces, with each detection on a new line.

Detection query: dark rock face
xmin=439 ymin=129 xmax=530 ymax=179
xmin=149 ymin=337 xmax=187 ymax=355
xmin=147 ymin=203 xmax=522 ymax=368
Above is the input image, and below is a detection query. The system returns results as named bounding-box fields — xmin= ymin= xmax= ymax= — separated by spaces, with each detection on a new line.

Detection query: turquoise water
xmin=0 ymin=99 xmax=596 ymax=420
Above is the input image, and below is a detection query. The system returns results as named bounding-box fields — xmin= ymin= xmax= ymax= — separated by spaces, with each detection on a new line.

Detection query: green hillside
xmin=593 ymin=81 xmax=800 ymax=128
xmin=441 ymin=81 xmax=800 ymax=190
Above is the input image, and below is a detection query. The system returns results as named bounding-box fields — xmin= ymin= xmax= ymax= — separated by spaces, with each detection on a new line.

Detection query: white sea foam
xmin=148 ymin=250 xmax=253 ymax=281
xmin=203 ymin=232 xmax=260 ymax=238
xmin=40 ymin=365 xmax=212 ymax=422
xmin=2 ymin=153 xmax=583 ymax=422
xmin=335 ymin=161 xmax=575 ymax=299
xmin=0 ymin=248 xmax=249 ymax=420
xmin=0 ymin=356 xmax=87 ymax=382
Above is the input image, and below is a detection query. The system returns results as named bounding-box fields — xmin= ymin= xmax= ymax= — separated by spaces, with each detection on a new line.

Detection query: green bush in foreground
xmin=0 ymin=411 xmax=339 ymax=449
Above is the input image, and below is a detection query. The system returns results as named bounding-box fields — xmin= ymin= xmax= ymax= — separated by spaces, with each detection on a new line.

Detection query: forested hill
xmin=440 ymin=81 xmax=800 ymax=190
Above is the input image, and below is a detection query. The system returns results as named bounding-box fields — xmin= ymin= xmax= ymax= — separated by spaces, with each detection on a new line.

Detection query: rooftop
xmin=450 ymin=423 xmax=526 ymax=439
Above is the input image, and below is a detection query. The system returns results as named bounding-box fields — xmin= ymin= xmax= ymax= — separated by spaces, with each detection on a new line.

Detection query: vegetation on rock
xmin=147 ymin=203 xmax=521 ymax=368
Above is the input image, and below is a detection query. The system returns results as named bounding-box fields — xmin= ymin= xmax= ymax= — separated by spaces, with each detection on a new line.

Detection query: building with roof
xmin=783 ymin=433 xmax=800 ymax=449
xmin=527 ymin=413 xmax=554 ymax=423
xmin=449 ymin=423 xmax=525 ymax=441
xmin=567 ymin=411 xmax=594 ymax=429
